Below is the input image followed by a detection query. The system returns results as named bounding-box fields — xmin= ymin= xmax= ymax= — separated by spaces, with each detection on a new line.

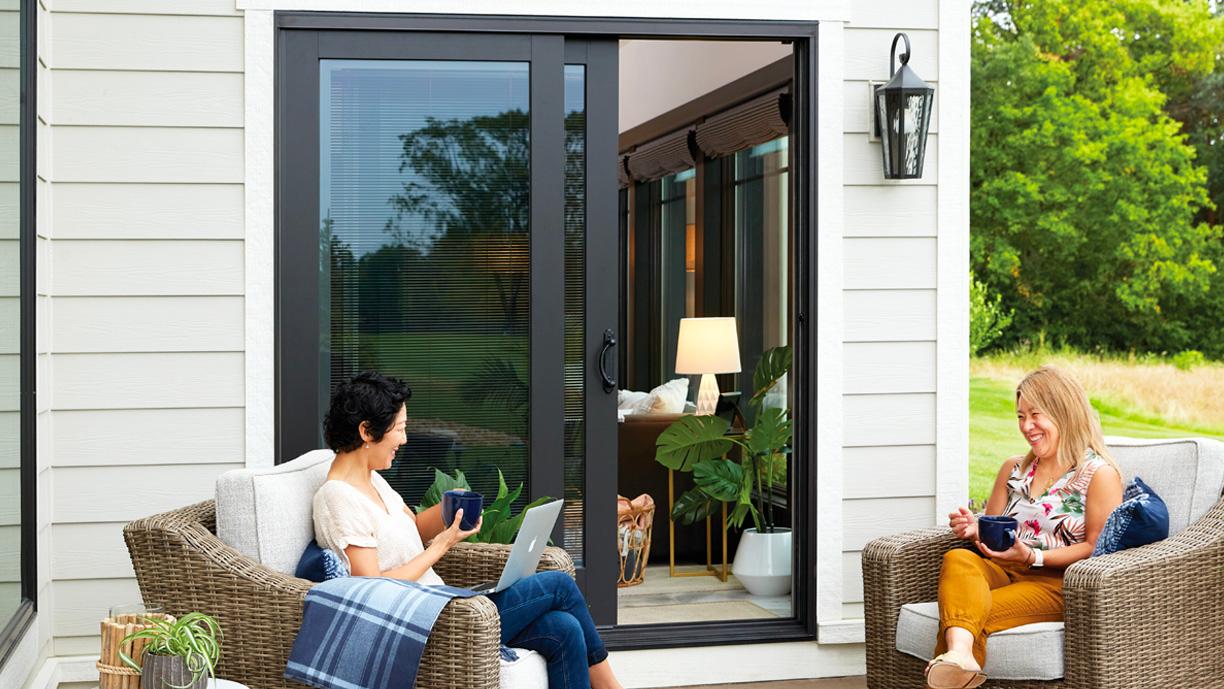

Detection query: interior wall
xmin=618 ymin=39 xmax=792 ymax=133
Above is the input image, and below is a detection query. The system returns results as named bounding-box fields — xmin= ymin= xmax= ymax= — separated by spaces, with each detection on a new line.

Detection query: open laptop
xmin=469 ymin=499 xmax=564 ymax=595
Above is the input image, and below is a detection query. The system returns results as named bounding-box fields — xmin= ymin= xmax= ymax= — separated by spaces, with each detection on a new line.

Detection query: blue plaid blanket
xmin=285 ymin=577 xmax=509 ymax=689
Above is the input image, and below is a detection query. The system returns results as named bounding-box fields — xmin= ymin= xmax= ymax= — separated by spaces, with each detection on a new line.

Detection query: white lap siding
xmin=41 ymin=1 xmax=246 ymax=657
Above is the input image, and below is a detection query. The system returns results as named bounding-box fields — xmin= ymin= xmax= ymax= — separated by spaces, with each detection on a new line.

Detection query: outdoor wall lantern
xmin=874 ymin=32 xmax=935 ymax=179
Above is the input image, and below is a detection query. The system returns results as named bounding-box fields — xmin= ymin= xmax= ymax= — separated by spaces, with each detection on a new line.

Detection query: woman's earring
xmin=363 ymin=443 xmax=368 ymax=449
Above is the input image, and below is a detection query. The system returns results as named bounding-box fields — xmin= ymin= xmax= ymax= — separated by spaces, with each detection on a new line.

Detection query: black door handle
xmin=599 ymin=329 xmax=617 ymax=393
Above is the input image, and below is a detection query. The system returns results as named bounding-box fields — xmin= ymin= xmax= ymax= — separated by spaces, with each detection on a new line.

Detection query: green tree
xmin=971 ymin=0 xmax=1223 ymax=353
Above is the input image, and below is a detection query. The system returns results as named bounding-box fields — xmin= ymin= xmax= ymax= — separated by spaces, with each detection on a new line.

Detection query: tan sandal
xmin=925 ymin=651 xmax=988 ymax=689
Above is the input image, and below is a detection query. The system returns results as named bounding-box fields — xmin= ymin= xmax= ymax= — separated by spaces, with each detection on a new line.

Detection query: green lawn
xmin=968 ymin=376 xmax=1224 ymax=505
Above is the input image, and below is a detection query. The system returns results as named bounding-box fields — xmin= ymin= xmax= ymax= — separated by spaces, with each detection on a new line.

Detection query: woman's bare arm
xmin=345 ymin=508 xmax=482 ymax=581
xmin=410 ymin=503 xmax=447 ymax=543
xmin=983 ymin=456 xmax=1021 ymax=515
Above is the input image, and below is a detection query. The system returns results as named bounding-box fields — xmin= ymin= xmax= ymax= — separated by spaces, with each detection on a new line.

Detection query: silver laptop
xmin=469 ymin=499 xmax=564 ymax=595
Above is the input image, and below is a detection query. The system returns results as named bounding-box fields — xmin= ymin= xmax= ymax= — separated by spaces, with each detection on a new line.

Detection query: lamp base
xmin=695 ymin=373 xmax=720 ymax=416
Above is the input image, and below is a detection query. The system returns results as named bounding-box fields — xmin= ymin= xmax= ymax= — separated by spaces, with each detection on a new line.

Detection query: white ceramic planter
xmin=731 ymin=527 xmax=793 ymax=597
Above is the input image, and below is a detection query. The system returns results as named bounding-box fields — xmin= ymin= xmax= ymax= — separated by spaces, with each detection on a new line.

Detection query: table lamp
xmin=674 ymin=317 xmax=741 ymax=416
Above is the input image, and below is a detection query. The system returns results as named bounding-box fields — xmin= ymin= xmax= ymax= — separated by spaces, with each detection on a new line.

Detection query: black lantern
xmin=874 ymin=33 xmax=934 ymax=179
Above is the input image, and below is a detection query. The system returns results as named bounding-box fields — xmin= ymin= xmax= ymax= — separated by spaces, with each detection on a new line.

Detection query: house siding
xmin=838 ymin=1 xmax=944 ymax=618
xmin=36 ymin=1 xmax=246 ymax=658
xmin=10 ymin=0 xmax=972 ymax=685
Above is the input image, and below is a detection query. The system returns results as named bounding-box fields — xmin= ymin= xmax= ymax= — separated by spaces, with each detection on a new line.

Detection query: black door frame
xmin=274 ymin=11 xmax=820 ymax=650
xmin=275 ymin=26 xmax=621 ymax=624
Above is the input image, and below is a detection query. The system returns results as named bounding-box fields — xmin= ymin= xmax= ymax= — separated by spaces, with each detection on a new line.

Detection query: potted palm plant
xmin=119 ymin=612 xmax=222 ymax=689
xmin=655 ymin=345 xmax=794 ymax=596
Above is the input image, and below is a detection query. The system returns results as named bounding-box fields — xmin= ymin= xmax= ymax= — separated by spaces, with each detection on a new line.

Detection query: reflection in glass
xmin=562 ymin=65 xmax=586 ymax=564
xmin=0 ymin=0 xmax=21 ymax=626
xmin=319 ymin=60 xmax=531 ymax=505
xmin=734 ymin=136 xmax=789 ymax=419
xmin=660 ymin=169 xmax=696 ymax=384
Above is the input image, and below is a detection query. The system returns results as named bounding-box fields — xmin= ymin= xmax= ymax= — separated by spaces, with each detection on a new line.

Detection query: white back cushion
xmin=1105 ymin=437 xmax=1224 ymax=535
xmin=216 ymin=449 xmax=335 ymax=574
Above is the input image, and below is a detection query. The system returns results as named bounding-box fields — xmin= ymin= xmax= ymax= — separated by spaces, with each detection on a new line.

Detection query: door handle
xmin=599 ymin=329 xmax=617 ymax=393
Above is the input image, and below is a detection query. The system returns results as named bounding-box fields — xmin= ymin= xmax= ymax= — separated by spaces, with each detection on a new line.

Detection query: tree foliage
xmin=971 ymin=0 xmax=1224 ymax=354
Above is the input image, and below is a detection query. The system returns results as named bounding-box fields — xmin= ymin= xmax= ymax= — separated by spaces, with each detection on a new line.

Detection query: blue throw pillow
xmin=295 ymin=539 xmax=351 ymax=582
xmin=1092 ymin=476 xmax=1170 ymax=556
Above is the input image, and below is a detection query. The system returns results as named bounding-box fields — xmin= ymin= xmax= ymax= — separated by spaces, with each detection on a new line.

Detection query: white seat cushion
xmin=895 ymin=602 xmax=1065 ymax=681
xmin=500 ymin=648 xmax=548 ymax=689
xmin=215 ymin=449 xmax=335 ymax=574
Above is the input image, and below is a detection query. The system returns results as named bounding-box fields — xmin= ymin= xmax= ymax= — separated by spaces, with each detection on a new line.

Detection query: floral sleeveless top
xmin=1003 ymin=450 xmax=1107 ymax=551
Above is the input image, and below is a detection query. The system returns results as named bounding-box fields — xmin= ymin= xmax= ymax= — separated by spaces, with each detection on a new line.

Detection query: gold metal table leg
xmin=668 ymin=468 xmax=729 ymax=580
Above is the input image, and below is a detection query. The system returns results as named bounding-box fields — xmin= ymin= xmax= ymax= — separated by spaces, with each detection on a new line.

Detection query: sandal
xmin=924 ymin=651 xmax=988 ymax=689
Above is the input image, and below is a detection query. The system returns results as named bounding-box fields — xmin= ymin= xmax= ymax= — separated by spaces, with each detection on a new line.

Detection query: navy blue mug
xmin=978 ymin=515 xmax=1019 ymax=552
xmin=441 ymin=490 xmax=483 ymax=531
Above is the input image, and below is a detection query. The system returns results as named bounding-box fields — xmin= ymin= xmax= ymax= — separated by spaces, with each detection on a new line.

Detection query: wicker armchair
xmin=123 ymin=500 xmax=576 ymax=689
xmin=863 ymin=438 xmax=1224 ymax=689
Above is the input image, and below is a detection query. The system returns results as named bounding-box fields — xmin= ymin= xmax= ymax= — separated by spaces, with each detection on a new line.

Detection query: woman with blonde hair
xmin=924 ymin=366 xmax=1123 ymax=689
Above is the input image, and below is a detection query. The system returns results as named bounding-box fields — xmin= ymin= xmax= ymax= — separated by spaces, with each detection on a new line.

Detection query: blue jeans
xmin=488 ymin=570 xmax=609 ymax=689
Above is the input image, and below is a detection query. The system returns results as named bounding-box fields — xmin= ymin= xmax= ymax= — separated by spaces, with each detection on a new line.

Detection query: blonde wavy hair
xmin=1015 ymin=365 xmax=1122 ymax=482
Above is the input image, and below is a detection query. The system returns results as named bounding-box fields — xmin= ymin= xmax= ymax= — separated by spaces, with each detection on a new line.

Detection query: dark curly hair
xmin=323 ymin=371 xmax=412 ymax=453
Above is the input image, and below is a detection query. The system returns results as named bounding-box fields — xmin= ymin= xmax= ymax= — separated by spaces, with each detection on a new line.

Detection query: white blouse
xmin=311 ymin=470 xmax=445 ymax=586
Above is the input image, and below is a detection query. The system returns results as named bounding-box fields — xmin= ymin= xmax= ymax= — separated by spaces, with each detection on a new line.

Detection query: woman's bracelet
xmin=1024 ymin=544 xmax=1035 ymax=566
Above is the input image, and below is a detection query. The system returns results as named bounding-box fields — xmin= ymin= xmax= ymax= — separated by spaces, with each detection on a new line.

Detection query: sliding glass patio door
xmin=277 ymin=29 xmax=619 ymax=623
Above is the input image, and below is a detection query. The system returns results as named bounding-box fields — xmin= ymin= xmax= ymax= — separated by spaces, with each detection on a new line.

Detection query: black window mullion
xmin=276 ymin=29 xmax=324 ymax=463
xmin=582 ymin=38 xmax=619 ymax=626
xmin=528 ymin=35 xmax=565 ymax=524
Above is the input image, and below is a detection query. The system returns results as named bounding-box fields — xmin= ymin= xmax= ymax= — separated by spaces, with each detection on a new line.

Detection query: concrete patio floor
xmin=653 ymin=677 xmax=867 ymax=689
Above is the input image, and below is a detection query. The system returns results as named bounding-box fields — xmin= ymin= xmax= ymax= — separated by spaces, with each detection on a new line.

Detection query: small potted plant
xmin=119 ymin=612 xmax=223 ymax=689
xmin=655 ymin=345 xmax=794 ymax=596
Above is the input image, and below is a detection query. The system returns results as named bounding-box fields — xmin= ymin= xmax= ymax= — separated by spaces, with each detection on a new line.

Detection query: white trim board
xmin=612 ymin=640 xmax=865 ymax=687
xmin=233 ymin=0 xmax=851 ymax=21
xmin=814 ymin=18 xmax=847 ymax=625
xmin=934 ymin=0 xmax=971 ymax=522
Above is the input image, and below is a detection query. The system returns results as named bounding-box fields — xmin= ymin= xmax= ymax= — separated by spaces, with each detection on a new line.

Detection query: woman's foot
xmin=925 ymin=650 xmax=986 ymax=689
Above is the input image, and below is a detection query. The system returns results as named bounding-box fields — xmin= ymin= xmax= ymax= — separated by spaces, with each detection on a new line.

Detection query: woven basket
xmin=97 ymin=613 xmax=177 ymax=689
xmin=617 ymin=494 xmax=655 ymax=587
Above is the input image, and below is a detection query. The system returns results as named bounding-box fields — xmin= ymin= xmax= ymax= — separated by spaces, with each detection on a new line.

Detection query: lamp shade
xmin=674 ymin=317 xmax=741 ymax=375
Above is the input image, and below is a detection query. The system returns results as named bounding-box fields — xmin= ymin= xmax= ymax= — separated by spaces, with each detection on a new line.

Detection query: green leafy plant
xmin=656 ymin=345 xmax=794 ymax=532
xmin=1172 ymin=349 xmax=1205 ymax=371
xmin=970 ymin=274 xmax=1014 ymax=355
xmin=416 ymin=468 xmax=554 ymax=544
xmin=118 ymin=612 xmax=222 ymax=689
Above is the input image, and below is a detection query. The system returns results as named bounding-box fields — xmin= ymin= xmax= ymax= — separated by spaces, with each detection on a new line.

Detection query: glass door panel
xmin=319 ymin=59 xmax=532 ymax=503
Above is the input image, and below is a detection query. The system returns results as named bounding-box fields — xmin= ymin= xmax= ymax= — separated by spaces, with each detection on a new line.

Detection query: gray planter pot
xmin=140 ymin=654 xmax=207 ymax=689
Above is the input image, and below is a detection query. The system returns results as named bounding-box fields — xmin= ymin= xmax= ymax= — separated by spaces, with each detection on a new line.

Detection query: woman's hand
xmin=948 ymin=506 xmax=978 ymax=541
xmin=975 ymin=538 xmax=1031 ymax=564
xmin=436 ymin=508 xmax=483 ymax=550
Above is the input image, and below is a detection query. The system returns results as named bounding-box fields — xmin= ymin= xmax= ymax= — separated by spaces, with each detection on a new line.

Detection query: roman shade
xmin=694 ymin=88 xmax=790 ymax=158
xmin=626 ymin=128 xmax=696 ymax=182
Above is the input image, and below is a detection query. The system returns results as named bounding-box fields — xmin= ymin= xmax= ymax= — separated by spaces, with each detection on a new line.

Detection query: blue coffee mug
xmin=441 ymin=489 xmax=483 ymax=531
xmin=978 ymin=515 xmax=1019 ymax=552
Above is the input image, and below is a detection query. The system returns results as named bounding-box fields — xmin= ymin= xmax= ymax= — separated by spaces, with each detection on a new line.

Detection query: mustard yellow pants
xmin=934 ymin=548 xmax=1065 ymax=668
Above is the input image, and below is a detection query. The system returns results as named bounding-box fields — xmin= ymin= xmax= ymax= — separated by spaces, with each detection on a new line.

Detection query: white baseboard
xmin=611 ymin=640 xmax=865 ymax=688
xmin=818 ymin=618 xmax=866 ymax=644
xmin=27 ymin=655 xmax=98 ymax=689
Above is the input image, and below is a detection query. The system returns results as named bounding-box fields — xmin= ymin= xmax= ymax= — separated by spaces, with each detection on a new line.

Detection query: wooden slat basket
xmin=97 ymin=613 xmax=177 ymax=689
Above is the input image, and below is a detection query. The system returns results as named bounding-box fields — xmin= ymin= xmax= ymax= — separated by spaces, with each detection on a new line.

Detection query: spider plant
xmin=119 ymin=612 xmax=223 ymax=689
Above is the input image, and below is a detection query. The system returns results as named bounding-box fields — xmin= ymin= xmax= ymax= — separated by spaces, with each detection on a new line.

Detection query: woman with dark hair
xmin=312 ymin=371 xmax=623 ymax=689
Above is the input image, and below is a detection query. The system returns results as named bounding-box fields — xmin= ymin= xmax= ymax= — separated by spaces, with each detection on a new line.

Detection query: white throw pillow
xmin=632 ymin=378 xmax=689 ymax=415
xmin=617 ymin=389 xmax=650 ymax=411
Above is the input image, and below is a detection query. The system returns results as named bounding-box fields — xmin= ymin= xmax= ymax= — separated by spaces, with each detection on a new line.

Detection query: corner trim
xmin=934 ymin=0 xmax=971 ymax=520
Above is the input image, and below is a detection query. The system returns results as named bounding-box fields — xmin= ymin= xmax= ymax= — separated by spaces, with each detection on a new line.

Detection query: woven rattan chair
xmin=862 ymin=437 xmax=1224 ymax=689
xmin=123 ymin=499 xmax=575 ymax=689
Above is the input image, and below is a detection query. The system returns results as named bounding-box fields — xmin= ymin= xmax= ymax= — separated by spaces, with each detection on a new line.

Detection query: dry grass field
xmin=972 ymin=350 xmax=1224 ymax=434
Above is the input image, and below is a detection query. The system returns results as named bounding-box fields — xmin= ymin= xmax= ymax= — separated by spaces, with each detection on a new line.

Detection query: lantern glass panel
xmin=876 ymin=88 xmax=933 ymax=179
